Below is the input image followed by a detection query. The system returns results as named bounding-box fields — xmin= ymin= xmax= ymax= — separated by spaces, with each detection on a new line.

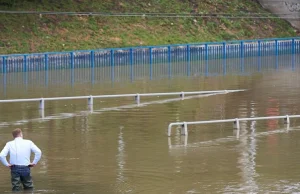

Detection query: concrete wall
xmin=257 ymin=0 xmax=300 ymax=30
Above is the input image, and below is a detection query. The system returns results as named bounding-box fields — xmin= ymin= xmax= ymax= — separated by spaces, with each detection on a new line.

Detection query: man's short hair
xmin=12 ymin=128 xmax=22 ymax=138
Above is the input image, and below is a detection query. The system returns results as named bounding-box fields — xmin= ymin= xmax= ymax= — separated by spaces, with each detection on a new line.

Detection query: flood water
xmin=1 ymin=69 xmax=300 ymax=193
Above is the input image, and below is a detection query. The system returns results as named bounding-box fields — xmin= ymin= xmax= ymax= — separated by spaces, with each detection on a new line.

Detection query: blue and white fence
xmin=0 ymin=37 xmax=300 ymax=85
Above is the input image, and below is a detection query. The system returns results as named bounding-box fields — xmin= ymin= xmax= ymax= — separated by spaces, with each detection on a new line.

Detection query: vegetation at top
xmin=0 ymin=0 xmax=299 ymax=54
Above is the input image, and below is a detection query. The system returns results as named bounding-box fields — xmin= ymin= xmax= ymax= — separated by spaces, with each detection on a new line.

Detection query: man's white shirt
xmin=0 ymin=137 xmax=42 ymax=167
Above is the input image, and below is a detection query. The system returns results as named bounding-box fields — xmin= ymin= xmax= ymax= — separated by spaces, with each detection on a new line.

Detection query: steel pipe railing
xmin=167 ymin=115 xmax=300 ymax=136
xmin=0 ymin=89 xmax=245 ymax=110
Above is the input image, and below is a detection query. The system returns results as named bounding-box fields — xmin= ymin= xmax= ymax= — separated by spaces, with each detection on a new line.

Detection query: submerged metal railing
xmin=0 ymin=89 xmax=245 ymax=110
xmin=167 ymin=115 xmax=300 ymax=136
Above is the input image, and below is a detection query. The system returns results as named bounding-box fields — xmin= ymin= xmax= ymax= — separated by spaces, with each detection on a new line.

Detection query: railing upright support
xmin=39 ymin=98 xmax=45 ymax=110
xmin=135 ymin=93 xmax=140 ymax=104
xmin=284 ymin=115 xmax=290 ymax=124
xmin=233 ymin=118 xmax=240 ymax=130
xmin=180 ymin=91 xmax=185 ymax=100
xmin=181 ymin=122 xmax=188 ymax=136
xmin=88 ymin=95 xmax=93 ymax=106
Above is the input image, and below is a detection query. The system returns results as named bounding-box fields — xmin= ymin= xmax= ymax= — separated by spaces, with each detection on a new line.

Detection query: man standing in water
xmin=0 ymin=128 xmax=42 ymax=191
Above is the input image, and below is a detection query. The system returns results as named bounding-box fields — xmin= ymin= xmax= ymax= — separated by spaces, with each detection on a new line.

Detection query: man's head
xmin=12 ymin=128 xmax=23 ymax=138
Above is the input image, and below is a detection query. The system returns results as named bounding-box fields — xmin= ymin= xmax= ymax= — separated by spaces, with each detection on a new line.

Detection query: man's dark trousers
xmin=10 ymin=165 xmax=33 ymax=191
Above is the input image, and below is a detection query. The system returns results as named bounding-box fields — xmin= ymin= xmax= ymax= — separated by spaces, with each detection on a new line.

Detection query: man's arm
xmin=0 ymin=143 xmax=10 ymax=167
xmin=30 ymin=142 xmax=42 ymax=165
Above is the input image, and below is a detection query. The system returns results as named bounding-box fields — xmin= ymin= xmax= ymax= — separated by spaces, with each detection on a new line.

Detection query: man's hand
xmin=7 ymin=164 xmax=12 ymax=169
xmin=28 ymin=163 xmax=35 ymax=168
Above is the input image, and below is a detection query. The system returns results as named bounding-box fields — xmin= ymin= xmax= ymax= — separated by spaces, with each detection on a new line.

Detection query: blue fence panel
xmin=133 ymin=48 xmax=149 ymax=80
xmin=226 ymin=43 xmax=241 ymax=74
xmin=190 ymin=45 xmax=205 ymax=76
xmin=113 ymin=49 xmax=130 ymax=82
xmin=1 ymin=37 xmax=300 ymax=86
xmin=152 ymin=47 xmax=169 ymax=79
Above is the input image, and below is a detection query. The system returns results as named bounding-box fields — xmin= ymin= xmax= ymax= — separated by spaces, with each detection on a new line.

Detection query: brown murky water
xmin=1 ymin=70 xmax=300 ymax=193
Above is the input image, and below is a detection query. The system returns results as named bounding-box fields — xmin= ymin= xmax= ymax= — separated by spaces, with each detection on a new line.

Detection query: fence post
xmin=187 ymin=45 xmax=191 ymax=76
xmin=205 ymin=44 xmax=208 ymax=76
xmin=223 ymin=42 xmax=226 ymax=75
xmin=292 ymin=39 xmax=295 ymax=71
xmin=70 ymin=52 xmax=74 ymax=69
xmin=149 ymin=47 xmax=152 ymax=80
xmin=258 ymin=40 xmax=261 ymax=72
xmin=130 ymin=48 xmax=133 ymax=81
xmin=168 ymin=46 xmax=171 ymax=78
xmin=39 ymin=98 xmax=45 ymax=110
xmin=45 ymin=54 xmax=48 ymax=71
xmin=111 ymin=49 xmax=114 ymax=82
xmin=240 ymin=41 xmax=244 ymax=73
xmin=23 ymin=55 xmax=27 ymax=72
xmin=275 ymin=40 xmax=278 ymax=70
xmin=90 ymin=51 xmax=95 ymax=84
xmin=70 ymin=52 xmax=74 ymax=85
xmin=2 ymin=56 xmax=6 ymax=74
xmin=45 ymin=54 xmax=48 ymax=86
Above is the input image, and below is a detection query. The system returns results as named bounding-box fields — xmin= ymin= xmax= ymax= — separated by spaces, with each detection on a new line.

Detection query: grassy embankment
xmin=0 ymin=0 xmax=299 ymax=54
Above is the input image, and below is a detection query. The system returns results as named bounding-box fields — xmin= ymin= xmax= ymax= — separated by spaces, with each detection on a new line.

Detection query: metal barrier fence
xmin=0 ymin=89 xmax=244 ymax=110
xmin=167 ymin=115 xmax=300 ymax=136
xmin=0 ymin=37 xmax=300 ymax=85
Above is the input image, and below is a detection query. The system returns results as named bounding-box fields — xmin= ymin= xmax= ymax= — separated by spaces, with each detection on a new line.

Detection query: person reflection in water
xmin=0 ymin=128 xmax=42 ymax=192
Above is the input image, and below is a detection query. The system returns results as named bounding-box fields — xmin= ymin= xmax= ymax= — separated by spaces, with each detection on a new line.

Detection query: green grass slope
xmin=0 ymin=0 xmax=299 ymax=54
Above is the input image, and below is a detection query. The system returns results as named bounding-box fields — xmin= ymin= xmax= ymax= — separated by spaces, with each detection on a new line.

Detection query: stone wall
xmin=257 ymin=0 xmax=300 ymax=30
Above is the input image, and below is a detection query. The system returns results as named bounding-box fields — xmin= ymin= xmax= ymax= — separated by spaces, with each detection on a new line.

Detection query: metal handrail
xmin=167 ymin=115 xmax=300 ymax=136
xmin=0 ymin=89 xmax=245 ymax=110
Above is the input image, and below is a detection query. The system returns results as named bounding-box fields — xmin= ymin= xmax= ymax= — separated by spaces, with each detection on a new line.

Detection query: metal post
xmin=168 ymin=124 xmax=172 ymax=137
xmin=233 ymin=118 xmax=240 ymax=130
xmin=223 ymin=42 xmax=226 ymax=75
xmin=130 ymin=48 xmax=133 ymax=81
xmin=284 ymin=115 xmax=290 ymax=124
xmin=187 ymin=45 xmax=191 ymax=76
xmin=45 ymin=54 xmax=48 ymax=86
xmin=205 ymin=44 xmax=208 ymax=76
xmin=168 ymin=46 xmax=171 ymax=78
xmin=45 ymin=54 xmax=48 ymax=71
xmin=39 ymin=109 xmax=45 ymax=119
xmin=88 ymin=95 xmax=93 ymax=106
xmin=258 ymin=40 xmax=261 ymax=72
xmin=275 ymin=40 xmax=279 ymax=70
xmin=111 ymin=49 xmax=114 ymax=82
xmin=240 ymin=42 xmax=244 ymax=73
xmin=70 ymin=52 xmax=74 ymax=85
xmin=23 ymin=55 xmax=27 ymax=72
xmin=292 ymin=39 xmax=295 ymax=71
xmin=181 ymin=122 xmax=188 ymax=136
xmin=39 ymin=98 xmax=45 ymax=110
xmin=149 ymin=47 xmax=152 ymax=80
xmin=91 ymin=51 xmax=95 ymax=84
xmin=2 ymin=56 xmax=6 ymax=74
xmin=135 ymin=93 xmax=140 ymax=104
xmin=180 ymin=91 xmax=185 ymax=100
